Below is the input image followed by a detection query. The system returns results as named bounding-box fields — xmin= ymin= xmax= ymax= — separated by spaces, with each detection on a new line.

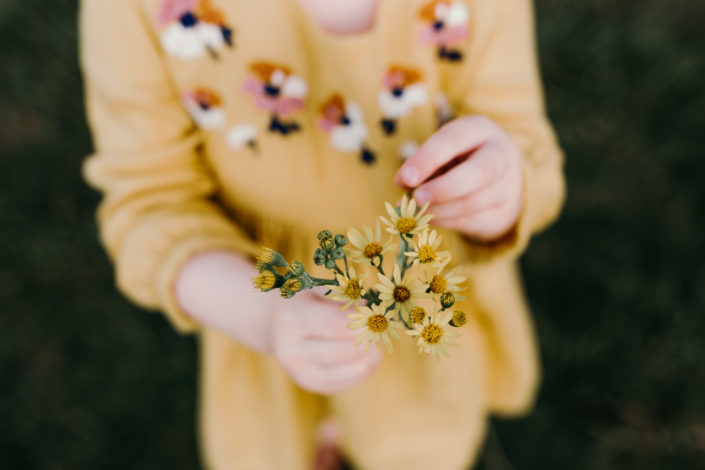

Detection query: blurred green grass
xmin=1 ymin=1 xmax=704 ymax=469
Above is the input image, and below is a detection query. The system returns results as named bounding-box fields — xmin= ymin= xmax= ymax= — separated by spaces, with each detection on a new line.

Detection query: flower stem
xmin=309 ymin=277 xmax=339 ymax=286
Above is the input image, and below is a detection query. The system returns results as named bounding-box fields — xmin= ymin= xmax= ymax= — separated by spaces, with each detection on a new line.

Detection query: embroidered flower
xmin=347 ymin=303 xmax=403 ymax=353
xmin=158 ymin=0 xmax=234 ymax=61
xmin=346 ymin=222 xmax=395 ymax=267
xmin=407 ymin=307 xmax=461 ymax=361
xmin=182 ymin=88 xmax=226 ymax=130
xmin=399 ymin=141 xmax=419 ymax=160
xmin=243 ymin=62 xmax=307 ymax=136
xmin=318 ymin=94 xmax=376 ymax=165
xmin=378 ymin=66 xmax=428 ymax=135
xmin=226 ymin=124 xmax=258 ymax=152
xmin=435 ymin=92 xmax=456 ymax=127
xmin=417 ymin=0 xmax=470 ymax=62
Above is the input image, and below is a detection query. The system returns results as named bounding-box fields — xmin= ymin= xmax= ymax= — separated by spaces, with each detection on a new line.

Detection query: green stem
xmin=398 ymin=236 xmax=410 ymax=278
xmin=309 ymin=277 xmax=338 ymax=286
xmin=343 ymin=254 xmax=350 ymax=278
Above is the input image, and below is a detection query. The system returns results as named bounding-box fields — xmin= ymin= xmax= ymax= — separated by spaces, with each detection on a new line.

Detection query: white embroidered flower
xmin=184 ymin=100 xmax=225 ymax=129
xmin=378 ymin=82 xmax=429 ymax=119
xmin=281 ymin=74 xmax=308 ymax=99
xmin=399 ymin=141 xmax=419 ymax=160
xmin=330 ymin=102 xmax=369 ymax=153
xmin=437 ymin=1 xmax=470 ymax=27
xmin=435 ymin=92 xmax=455 ymax=126
xmin=161 ymin=21 xmax=225 ymax=61
xmin=226 ymin=124 xmax=258 ymax=151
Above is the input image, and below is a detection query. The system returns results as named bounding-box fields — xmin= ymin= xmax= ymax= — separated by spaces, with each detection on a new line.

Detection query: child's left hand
xmin=395 ymin=115 xmax=524 ymax=242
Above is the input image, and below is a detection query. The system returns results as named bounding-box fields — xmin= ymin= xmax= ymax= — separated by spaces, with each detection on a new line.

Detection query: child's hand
xmin=395 ymin=115 xmax=524 ymax=242
xmin=269 ymin=289 xmax=381 ymax=395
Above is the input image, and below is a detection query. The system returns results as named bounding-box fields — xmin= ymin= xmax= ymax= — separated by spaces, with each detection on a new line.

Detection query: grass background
xmin=1 ymin=0 xmax=704 ymax=469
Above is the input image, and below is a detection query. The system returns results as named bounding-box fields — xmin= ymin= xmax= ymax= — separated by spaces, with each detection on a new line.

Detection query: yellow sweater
xmin=80 ymin=0 xmax=565 ymax=468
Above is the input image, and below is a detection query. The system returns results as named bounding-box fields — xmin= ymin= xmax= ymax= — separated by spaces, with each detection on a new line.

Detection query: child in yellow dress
xmin=80 ymin=0 xmax=565 ymax=468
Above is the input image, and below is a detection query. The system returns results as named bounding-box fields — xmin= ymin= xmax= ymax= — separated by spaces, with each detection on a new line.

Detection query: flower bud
xmin=313 ymin=249 xmax=326 ymax=266
xmin=280 ymin=288 xmax=296 ymax=299
xmin=325 ymin=258 xmax=337 ymax=270
xmin=251 ymin=270 xmax=277 ymax=291
xmin=332 ymin=247 xmax=345 ymax=259
xmin=317 ymin=229 xmax=332 ymax=241
xmin=334 ymin=234 xmax=348 ymax=247
xmin=440 ymin=292 xmax=455 ymax=309
xmin=320 ymin=236 xmax=335 ymax=251
xmin=450 ymin=310 xmax=468 ymax=327
xmin=410 ymin=306 xmax=426 ymax=324
xmin=255 ymin=247 xmax=288 ymax=272
xmin=282 ymin=278 xmax=303 ymax=293
xmin=288 ymin=261 xmax=305 ymax=277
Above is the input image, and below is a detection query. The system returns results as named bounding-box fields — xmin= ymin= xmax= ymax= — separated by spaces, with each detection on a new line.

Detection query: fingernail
xmin=400 ymin=166 xmax=420 ymax=186
xmin=413 ymin=188 xmax=431 ymax=206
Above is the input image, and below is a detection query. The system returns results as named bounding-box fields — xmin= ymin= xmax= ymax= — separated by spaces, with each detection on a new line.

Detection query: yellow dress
xmin=80 ymin=0 xmax=565 ymax=468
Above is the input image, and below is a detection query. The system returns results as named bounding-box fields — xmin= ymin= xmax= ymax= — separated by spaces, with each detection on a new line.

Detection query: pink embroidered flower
xmin=417 ymin=0 xmax=470 ymax=62
xmin=318 ymin=94 xmax=375 ymax=165
xmin=182 ymin=88 xmax=226 ymax=130
xmin=158 ymin=0 xmax=234 ymax=61
xmin=244 ymin=62 xmax=308 ymax=136
xmin=378 ymin=66 xmax=428 ymax=136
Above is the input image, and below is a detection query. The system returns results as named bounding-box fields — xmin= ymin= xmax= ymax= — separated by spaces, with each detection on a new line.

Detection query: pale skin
xmin=176 ymin=0 xmax=524 ymax=397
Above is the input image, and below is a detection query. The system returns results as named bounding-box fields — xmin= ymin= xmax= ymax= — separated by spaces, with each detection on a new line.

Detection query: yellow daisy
xmin=347 ymin=303 xmax=403 ymax=353
xmin=404 ymin=229 xmax=451 ymax=270
xmin=347 ymin=221 xmax=396 ymax=266
xmin=375 ymin=264 xmax=427 ymax=322
xmin=407 ymin=308 xmax=461 ymax=361
xmin=380 ymin=195 xmax=433 ymax=238
xmin=326 ymin=267 xmax=368 ymax=311
xmin=422 ymin=266 xmax=466 ymax=297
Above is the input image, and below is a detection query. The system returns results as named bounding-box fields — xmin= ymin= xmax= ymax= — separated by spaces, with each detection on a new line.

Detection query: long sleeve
xmin=80 ymin=0 xmax=259 ymax=333
xmin=446 ymin=0 xmax=566 ymax=263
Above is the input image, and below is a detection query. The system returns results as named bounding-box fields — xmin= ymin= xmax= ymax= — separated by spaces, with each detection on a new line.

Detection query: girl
xmin=80 ymin=0 xmax=565 ymax=468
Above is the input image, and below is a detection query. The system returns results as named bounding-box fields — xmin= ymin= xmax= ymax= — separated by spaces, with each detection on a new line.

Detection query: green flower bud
xmin=255 ymin=247 xmax=288 ymax=272
xmin=440 ymin=292 xmax=455 ymax=309
xmin=334 ymin=234 xmax=348 ymax=247
xmin=317 ymin=230 xmax=332 ymax=241
xmin=288 ymin=261 xmax=305 ymax=277
xmin=332 ymin=247 xmax=345 ymax=260
xmin=325 ymin=258 xmax=337 ymax=270
xmin=320 ymin=236 xmax=335 ymax=251
xmin=313 ymin=249 xmax=326 ymax=266
xmin=280 ymin=288 xmax=296 ymax=299
xmin=282 ymin=278 xmax=303 ymax=293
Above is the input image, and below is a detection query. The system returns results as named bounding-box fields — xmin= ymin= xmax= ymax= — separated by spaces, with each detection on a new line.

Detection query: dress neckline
xmin=291 ymin=0 xmax=389 ymax=50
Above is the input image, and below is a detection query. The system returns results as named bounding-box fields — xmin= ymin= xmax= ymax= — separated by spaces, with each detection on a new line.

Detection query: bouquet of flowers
xmin=252 ymin=196 xmax=469 ymax=361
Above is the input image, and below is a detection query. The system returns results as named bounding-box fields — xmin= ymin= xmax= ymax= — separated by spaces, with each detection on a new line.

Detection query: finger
xmin=302 ymin=338 xmax=370 ymax=366
xmin=306 ymin=354 xmax=379 ymax=394
xmin=426 ymin=183 xmax=507 ymax=220
xmin=432 ymin=204 xmax=521 ymax=241
xmin=411 ymin=141 xmax=508 ymax=206
xmin=395 ymin=115 xmax=497 ymax=189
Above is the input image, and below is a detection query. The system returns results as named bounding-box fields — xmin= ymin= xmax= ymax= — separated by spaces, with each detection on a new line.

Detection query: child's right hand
xmin=269 ymin=289 xmax=381 ymax=395
xmin=175 ymin=251 xmax=380 ymax=395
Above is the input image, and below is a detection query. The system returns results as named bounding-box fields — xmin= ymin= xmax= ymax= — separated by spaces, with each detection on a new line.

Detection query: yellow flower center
xmin=421 ymin=323 xmax=444 ymax=345
xmin=410 ymin=306 xmax=426 ymax=324
xmin=344 ymin=279 xmax=362 ymax=299
xmin=393 ymin=285 xmax=411 ymax=303
xmin=367 ymin=314 xmax=388 ymax=333
xmin=429 ymin=275 xmax=447 ymax=294
xmin=364 ymin=242 xmax=383 ymax=259
xmin=396 ymin=217 xmax=417 ymax=234
xmin=417 ymin=245 xmax=436 ymax=263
